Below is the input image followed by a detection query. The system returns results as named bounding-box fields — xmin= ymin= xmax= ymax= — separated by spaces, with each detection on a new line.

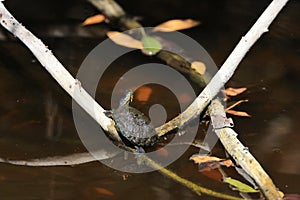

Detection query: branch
xmin=0 ymin=2 xmax=121 ymax=143
xmin=0 ymin=1 xmax=288 ymax=199
xmin=208 ymin=99 xmax=283 ymax=200
xmin=156 ymin=0 xmax=289 ymax=135
xmin=0 ymin=150 xmax=118 ymax=166
xmin=85 ymin=0 xmax=289 ymax=135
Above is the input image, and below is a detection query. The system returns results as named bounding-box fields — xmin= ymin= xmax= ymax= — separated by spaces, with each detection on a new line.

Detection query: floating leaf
xmin=224 ymin=87 xmax=247 ymax=96
xmin=190 ymin=154 xmax=223 ymax=164
xmin=226 ymin=110 xmax=251 ymax=117
xmin=283 ymin=193 xmax=300 ymax=200
xmin=221 ymin=160 xmax=234 ymax=167
xmin=94 ymin=187 xmax=114 ymax=196
xmin=141 ymin=35 xmax=162 ymax=55
xmin=156 ymin=148 xmax=169 ymax=157
xmin=135 ymin=86 xmax=152 ymax=102
xmin=191 ymin=61 xmax=206 ymax=75
xmin=223 ymin=177 xmax=259 ymax=193
xmin=201 ymin=170 xmax=223 ymax=182
xmin=198 ymin=161 xmax=221 ymax=171
xmin=107 ymin=31 xmax=143 ymax=49
xmin=178 ymin=93 xmax=193 ymax=103
xmin=153 ymin=19 xmax=201 ymax=32
xmin=82 ymin=14 xmax=105 ymax=26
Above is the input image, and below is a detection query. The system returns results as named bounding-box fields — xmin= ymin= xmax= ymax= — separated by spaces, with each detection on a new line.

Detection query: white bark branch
xmin=209 ymin=99 xmax=283 ymax=200
xmin=0 ymin=2 xmax=121 ymax=141
xmin=0 ymin=150 xmax=117 ymax=166
xmin=0 ymin=1 xmax=289 ymax=199
xmin=156 ymin=0 xmax=289 ymax=135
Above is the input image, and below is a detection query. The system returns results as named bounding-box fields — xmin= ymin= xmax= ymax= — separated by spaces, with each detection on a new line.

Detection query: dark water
xmin=0 ymin=0 xmax=299 ymax=199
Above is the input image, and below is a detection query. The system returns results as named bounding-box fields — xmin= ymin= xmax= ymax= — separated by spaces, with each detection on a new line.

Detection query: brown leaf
xmin=155 ymin=147 xmax=169 ymax=157
xmin=198 ymin=161 xmax=220 ymax=172
xmin=178 ymin=93 xmax=193 ymax=104
xmin=226 ymin=109 xmax=251 ymax=117
xmin=94 ymin=187 xmax=114 ymax=196
xmin=190 ymin=155 xmax=223 ymax=164
xmin=191 ymin=61 xmax=206 ymax=75
xmin=135 ymin=86 xmax=152 ymax=102
xmin=153 ymin=19 xmax=200 ymax=32
xmin=224 ymin=87 xmax=247 ymax=96
xmin=201 ymin=170 xmax=223 ymax=182
xmin=82 ymin=14 xmax=105 ymax=26
xmin=221 ymin=159 xmax=234 ymax=167
xmin=106 ymin=31 xmax=143 ymax=49
xmin=283 ymin=194 xmax=300 ymax=200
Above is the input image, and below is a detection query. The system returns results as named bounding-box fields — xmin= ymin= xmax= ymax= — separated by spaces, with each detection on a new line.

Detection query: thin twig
xmin=226 ymin=99 xmax=249 ymax=111
xmin=144 ymin=155 xmax=244 ymax=200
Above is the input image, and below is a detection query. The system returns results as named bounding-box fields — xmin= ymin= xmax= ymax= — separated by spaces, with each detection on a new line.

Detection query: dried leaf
xmin=178 ymin=93 xmax=193 ymax=103
xmin=224 ymin=87 xmax=247 ymax=96
xmin=198 ymin=161 xmax=220 ymax=171
xmin=226 ymin=110 xmax=251 ymax=117
xmin=156 ymin=148 xmax=169 ymax=157
xmin=221 ymin=160 xmax=234 ymax=167
xmin=201 ymin=170 xmax=223 ymax=182
xmin=153 ymin=19 xmax=200 ymax=32
xmin=135 ymin=86 xmax=152 ymax=102
xmin=94 ymin=187 xmax=114 ymax=196
xmin=223 ymin=177 xmax=259 ymax=193
xmin=82 ymin=14 xmax=105 ymax=26
xmin=107 ymin=31 xmax=143 ymax=49
xmin=190 ymin=154 xmax=223 ymax=164
xmin=191 ymin=61 xmax=206 ymax=75
xmin=283 ymin=193 xmax=300 ymax=200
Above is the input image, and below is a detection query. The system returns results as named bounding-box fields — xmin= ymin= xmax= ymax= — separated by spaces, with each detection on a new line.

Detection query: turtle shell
xmin=111 ymin=105 xmax=158 ymax=146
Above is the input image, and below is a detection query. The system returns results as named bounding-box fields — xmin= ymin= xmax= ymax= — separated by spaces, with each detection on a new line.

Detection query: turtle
xmin=105 ymin=90 xmax=159 ymax=147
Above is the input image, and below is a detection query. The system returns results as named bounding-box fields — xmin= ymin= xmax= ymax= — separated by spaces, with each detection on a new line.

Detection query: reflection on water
xmin=0 ymin=0 xmax=299 ymax=199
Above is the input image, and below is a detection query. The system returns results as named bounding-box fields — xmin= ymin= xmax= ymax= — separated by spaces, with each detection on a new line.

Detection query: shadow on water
xmin=0 ymin=0 xmax=299 ymax=199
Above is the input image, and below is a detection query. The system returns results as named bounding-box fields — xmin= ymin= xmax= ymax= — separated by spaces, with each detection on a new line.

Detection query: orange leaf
xmin=156 ymin=148 xmax=169 ymax=157
xmin=94 ymin=187 xmax=114 ymax=196
xmin=226 ymin=109 xmax=251 ymax=117
xmin=221 ymin=159 xmax=234 ymax=167
xmin=135 ymin=86 xmax=152 ymax=102
xmin=82 ymin=14 xmax=105 ymax=26
xmin=224 ymin=87 xmax=247 ymax=96
xmin=107 ymin=31 xmax=143 ymax=49
xmin=178 ymin=93 xmax=193 ymax=104
xmin=190 ymin=155 xmax=223 ymax=164
xmin=153 ymin=19 xmax=200 ymax=32
xmin=201 ymin=170 xmax=223 ymax=182
xmin=191 ymin=61 xmax=206 ymax=75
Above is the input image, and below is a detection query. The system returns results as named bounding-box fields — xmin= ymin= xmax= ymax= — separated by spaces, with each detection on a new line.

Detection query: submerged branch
xmin=0 ymin=151 xmax=108 ymax=166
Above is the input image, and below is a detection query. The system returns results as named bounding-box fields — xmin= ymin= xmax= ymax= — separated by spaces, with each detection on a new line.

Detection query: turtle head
xmin=119 ymin=90 xmax=134 ymax=106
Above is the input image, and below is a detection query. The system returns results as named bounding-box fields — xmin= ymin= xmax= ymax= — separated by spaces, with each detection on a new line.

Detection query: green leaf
xmin=223 ymin=177 xmax=259 ymax=193
xmin=141 ymin=35 xmax=162 ymax=56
